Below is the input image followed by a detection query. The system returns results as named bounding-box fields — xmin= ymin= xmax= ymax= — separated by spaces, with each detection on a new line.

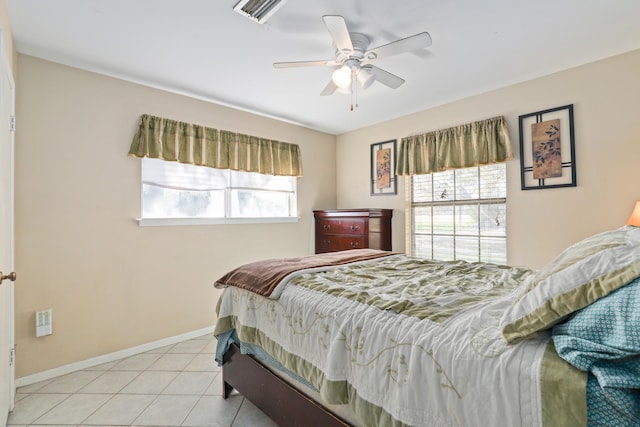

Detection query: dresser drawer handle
xmin=323 ymin=224 xmax=331 ymax=230
xmin=350 ymin=242 xmax=360 ymax=248
xmin=350 ymin=225 xmax=360 ymax=231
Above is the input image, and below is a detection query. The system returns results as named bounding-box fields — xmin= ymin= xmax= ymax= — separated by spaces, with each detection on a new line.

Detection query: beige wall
xmin=12 ymin=41 xmax=640 ymax=378
xmin=14 ymin=55 xmax=336 ymax=377
xmin=337 ymin=49 xmax=640 ymax=269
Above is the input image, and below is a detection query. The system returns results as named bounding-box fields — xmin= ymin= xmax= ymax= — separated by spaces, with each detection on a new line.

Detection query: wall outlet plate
xmin=36 ymin=308 xmax=53 ymax=337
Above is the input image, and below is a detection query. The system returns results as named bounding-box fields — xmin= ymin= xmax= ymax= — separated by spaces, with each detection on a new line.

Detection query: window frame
xmin=407 ymin=163 xmax=507 ymax=264
xmin=137 ymin=158 xmax=299 ymax=226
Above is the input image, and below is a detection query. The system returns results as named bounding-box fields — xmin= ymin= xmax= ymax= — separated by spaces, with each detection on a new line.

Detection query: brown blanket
xmin=214 ymin=249 xmax=395 ymax=297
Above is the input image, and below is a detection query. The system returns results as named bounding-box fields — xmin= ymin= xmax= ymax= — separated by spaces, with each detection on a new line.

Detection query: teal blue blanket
xmin=552 ymin=277 xmax=640 ymax=426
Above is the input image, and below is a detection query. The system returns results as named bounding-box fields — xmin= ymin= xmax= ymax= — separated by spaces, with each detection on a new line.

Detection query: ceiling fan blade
xmin=368 ymin=65 xmax=405 ymax=89
xmin=273 ymin=59 xmax=336 ymax=68
xmin=322 ymin=15 xmax=354 ymax=55
xmin=364 ymin=32 xmax=432 ymax=61
xmin=320 ymin=80 xmax=338 ymax=96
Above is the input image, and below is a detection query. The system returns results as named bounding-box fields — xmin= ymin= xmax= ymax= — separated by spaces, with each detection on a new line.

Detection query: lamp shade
xmin=332 ymin=65 xmax=352 ymax=88
xmin=357 ymin=67 xmax=375 ymax=90
xmin=627 ymin=201 xmax=640 ymax=226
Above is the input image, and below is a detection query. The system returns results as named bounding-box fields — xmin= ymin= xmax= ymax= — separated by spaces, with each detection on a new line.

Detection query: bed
xmin=213 ymin=226 xmax=640 ymax=426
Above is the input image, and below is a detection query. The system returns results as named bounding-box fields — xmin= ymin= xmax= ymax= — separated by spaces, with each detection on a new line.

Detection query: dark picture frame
xmin=518 ymin=104 xmax=576 ymax=190
xmin=370 ymin=140 xmax=397 ymax=196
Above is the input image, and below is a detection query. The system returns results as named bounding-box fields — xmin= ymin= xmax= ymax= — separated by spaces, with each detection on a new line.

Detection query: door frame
xmin=0 ymin=27 xmax=16 ymax=416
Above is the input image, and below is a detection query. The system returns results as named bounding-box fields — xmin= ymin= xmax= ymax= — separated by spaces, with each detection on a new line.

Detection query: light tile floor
xmin=7 ymin=334 xmax=277 ymax=427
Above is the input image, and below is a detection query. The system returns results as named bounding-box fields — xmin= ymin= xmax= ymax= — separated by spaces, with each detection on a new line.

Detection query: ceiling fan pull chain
xmin=351 ymin=70 xmax=358 ymax=111
xmin=350 ymin=72 xmax=354 ymax=111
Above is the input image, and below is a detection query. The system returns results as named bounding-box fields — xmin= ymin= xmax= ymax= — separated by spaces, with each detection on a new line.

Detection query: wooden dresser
xmin=313 ymin=209 xmax=393 ymax=254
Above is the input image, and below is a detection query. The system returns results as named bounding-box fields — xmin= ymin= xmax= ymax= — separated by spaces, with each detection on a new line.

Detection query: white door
xmin=0 ymin=29 xmax=16 ymax=425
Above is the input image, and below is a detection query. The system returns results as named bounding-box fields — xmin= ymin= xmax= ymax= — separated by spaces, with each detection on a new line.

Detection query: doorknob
xmin=0 ymin=271 xmax=16 ymax=285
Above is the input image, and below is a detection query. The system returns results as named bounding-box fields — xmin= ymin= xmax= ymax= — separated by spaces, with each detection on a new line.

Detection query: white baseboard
xmin=15 ymin=325 xmax=215 ymax=388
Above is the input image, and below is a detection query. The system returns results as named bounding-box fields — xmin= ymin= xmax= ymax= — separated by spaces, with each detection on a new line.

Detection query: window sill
xmin=137 ymin=216 xmax=300 ymax=227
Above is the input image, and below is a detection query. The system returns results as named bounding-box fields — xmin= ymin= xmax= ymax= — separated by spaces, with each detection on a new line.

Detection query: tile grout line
xmin=177 ymin=370 xmax=219 ymax=427
xmin=230 ymin=397 xmax=247 ymax=427
xmin=9 ymin=336 xmax=241 ymax=427
xmin=75 ymin=367 xmax=148 ymax=426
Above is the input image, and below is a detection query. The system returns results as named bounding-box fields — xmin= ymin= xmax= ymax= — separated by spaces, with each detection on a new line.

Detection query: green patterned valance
xmin=128 ymin=114 xmax=303 ymax=177
xmin=396 ymin=116 xmax=513 ymax=176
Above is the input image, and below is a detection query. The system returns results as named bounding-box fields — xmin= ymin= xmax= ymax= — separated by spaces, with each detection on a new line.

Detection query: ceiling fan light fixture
xmin=357 ymin=67 xmax=375 ymax=90
xmin=272 ymin=14 xmax=432 ymax=101
xmin=332 ymin=65 xmax=352 ymax=88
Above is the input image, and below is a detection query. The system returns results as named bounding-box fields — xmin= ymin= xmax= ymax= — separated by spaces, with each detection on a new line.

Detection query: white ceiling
xmin=7 ymin=0 xmax=640 ymax=135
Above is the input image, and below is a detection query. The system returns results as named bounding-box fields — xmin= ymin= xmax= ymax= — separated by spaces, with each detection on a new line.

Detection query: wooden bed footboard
xmin=222 ymin=343 xmax=351 ymax=427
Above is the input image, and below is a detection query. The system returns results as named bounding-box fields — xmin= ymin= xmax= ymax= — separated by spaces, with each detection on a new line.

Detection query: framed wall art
xmin=370 ymin=139 xmax=397 ymax=196
xmin=518 ymin=104 xmax=576 ymax=190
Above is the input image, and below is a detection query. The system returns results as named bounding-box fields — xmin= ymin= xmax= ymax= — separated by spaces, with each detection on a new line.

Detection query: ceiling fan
xmin=273 ymin=15 xmax=432 ymax=100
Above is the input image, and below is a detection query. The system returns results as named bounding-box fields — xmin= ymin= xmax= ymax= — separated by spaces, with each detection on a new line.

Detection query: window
xmin=410 ymin=163 xmax=506 ymax=264
xmin=140 ymin=158 xmax=297 ymax=223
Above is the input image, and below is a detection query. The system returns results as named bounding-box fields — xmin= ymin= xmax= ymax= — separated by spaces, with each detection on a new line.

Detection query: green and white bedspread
xmin=215 ymin=254 xmax=586 ymax=427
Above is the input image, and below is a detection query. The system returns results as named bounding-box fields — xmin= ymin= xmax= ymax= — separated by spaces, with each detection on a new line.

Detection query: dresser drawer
xmin=339 ymin=219 xmax=365 ymax=235
xmin=313 ymin=209 xmax=393 ymax=254
xmin=317 ymin=218 xmax=366 ymax=235
xmin=316 ymin=235 xmax=366 ymax=253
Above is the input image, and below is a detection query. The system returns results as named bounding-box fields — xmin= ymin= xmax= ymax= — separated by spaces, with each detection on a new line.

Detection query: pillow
xmin=501 ymin=225 xmax=640 ymax=344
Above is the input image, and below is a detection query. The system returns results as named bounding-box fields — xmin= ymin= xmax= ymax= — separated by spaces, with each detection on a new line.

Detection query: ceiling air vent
xmin=233 ymin=0 xmax=289 ymax=24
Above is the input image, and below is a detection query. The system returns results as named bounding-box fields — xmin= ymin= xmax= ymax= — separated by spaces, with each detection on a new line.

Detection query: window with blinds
xmin=141 ymin=157 xmax=297 ymax=220
xmin=410 ymin=163 xmax=507 ymax=264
